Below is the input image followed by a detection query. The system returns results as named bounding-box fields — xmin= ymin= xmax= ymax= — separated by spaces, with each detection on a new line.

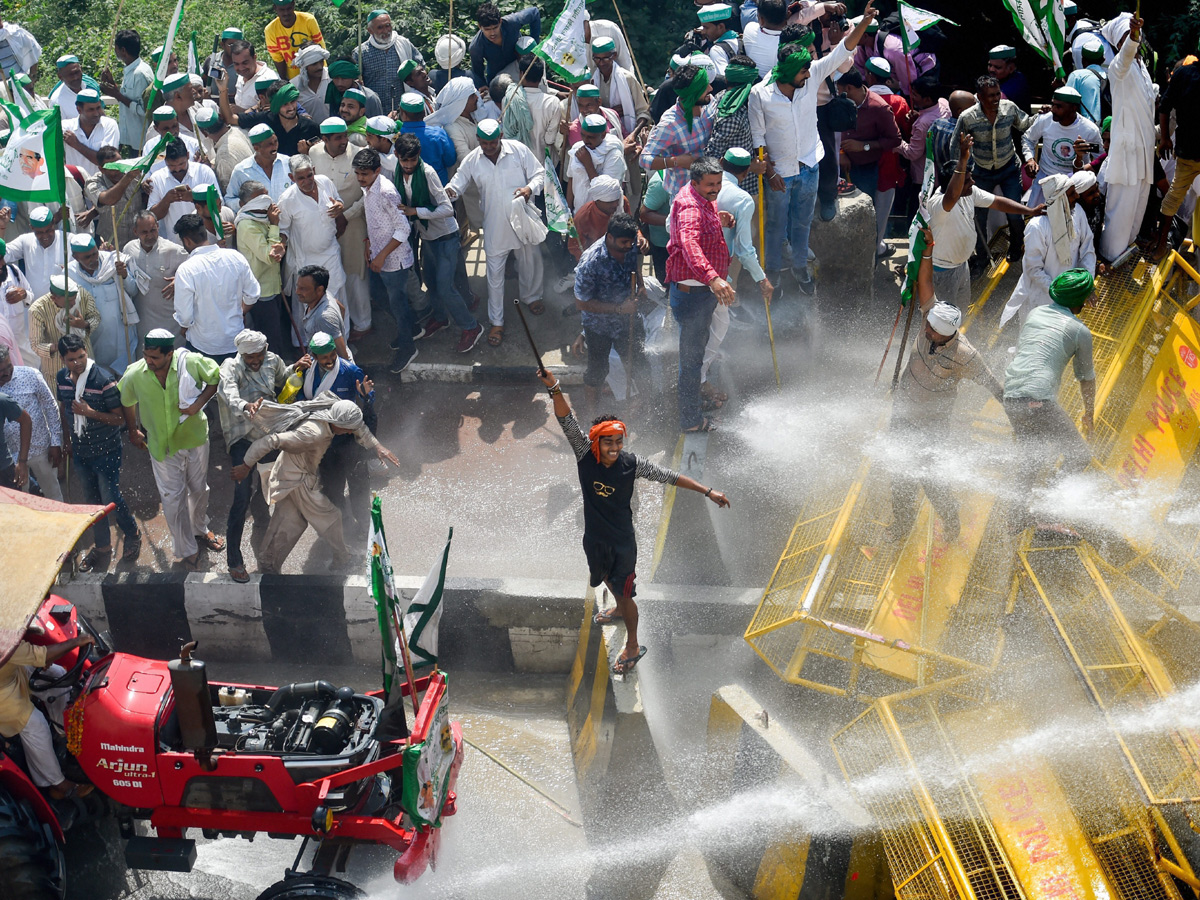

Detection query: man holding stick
xmin=535 ymin=367 xmax=730 ymax=675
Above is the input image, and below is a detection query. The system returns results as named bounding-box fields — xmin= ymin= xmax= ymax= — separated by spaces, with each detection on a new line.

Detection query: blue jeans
xmin=226 ymin=438 xmax=272 ymax=568
xmin=371 ymin=267 xmax=416 ymax=360
xmin=74 ymin=449 xmax=138 ymax=549
xmin=764 ymin=163 xmax=819 ymax=273
xmin=421 ymin=233 xmax=478 ymax=331
xmin=972 ymin=158 xmax=1026 ymax=250
xmin=670 ymin=284 xmax=719 ymax=431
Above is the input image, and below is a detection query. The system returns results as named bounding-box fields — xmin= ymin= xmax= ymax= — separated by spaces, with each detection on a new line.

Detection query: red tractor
xmin=0 ymin=491 xmax=463 ymax=900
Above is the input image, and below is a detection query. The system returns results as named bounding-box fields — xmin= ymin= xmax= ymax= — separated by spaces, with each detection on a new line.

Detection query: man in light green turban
xmin=1002 ymin=267 xmax=1096 ymax=530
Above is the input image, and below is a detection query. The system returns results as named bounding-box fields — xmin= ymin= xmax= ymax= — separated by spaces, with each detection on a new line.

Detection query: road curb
xmin=398 ymin=361 xmax=587 ymax=385
xmin=53 ymin=574 xmax=759 ymax=668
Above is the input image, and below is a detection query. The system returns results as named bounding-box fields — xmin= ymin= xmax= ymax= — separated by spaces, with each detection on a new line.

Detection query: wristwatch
xmin=864 ymin=142 xmax=872 ymax=152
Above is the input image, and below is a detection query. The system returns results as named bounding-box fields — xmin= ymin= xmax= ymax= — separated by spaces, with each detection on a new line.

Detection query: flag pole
xmin=891 ymin=292 xmax=916 ymax=387
xmin=608 ymin=0 xmax=648 ymax=93
xmin=390 ymin=604 xmax=421 ymax=721
xmin=112 ymin=208 xmax=135 ymax=370
xmin=757 ymin=148 xmax=780 ymax=389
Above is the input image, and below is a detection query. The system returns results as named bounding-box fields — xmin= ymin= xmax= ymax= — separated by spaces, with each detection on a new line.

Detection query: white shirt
xmin=566 ymin=135 xmax=627 ymax=213
xmin=48 ymin=81 xmax=81 ymax=119
xmin=225 ymin=155 xmax=292 ymax=211
xmin=1106 ymin=34 xmax=1157 ymax=188
xmin=749 ymin=38 xmax=853 ymax=176
xmin=62 ymin=115 xmax=121 ymax=176
xmin=400 ymin=162 xmax=458 ymax=242
xmin=3 ymin=231 xmax=65 ymax=301
xmin=446 ymin=140 xmax=544 ymax=254
xmin=1002 ymin=205 xmax=1096 ymax=326
xmin=0 ymin=22 xmax=41 ymax=75
xmin=277 ymin=175 xmax=347 ymax=298
xmin=147 ymin=162 xmax=219 ymax=239
xmin=141 ymin=131 xmax=201 ymax=174
xmin=235 ymin=62 xmax=274 ymax=110
xmin=743 ymin=21 xmax=783 ymax=78
xmin=173 ymin=244 xmax=261 ymax=355
xmin=522 ymin=85 xmax=565 ymax=158
xmin=928 ymin=187 xmax=996 ymax=268
xmin=1022 ymin=112 xmax=1101 ymax=182
xmin=0 ymin=262 xmax=35 ymax=362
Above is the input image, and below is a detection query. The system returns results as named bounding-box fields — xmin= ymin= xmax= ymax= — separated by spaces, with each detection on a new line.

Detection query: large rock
xmin=809 ymin=188 xmax=877 ymax=312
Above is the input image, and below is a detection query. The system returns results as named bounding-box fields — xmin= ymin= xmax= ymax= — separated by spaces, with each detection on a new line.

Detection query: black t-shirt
xmin=1163 ymin=63 xmax=1200 ymax=160
xmin=556 ymin=413 xmax=678 ymax=548
xmin=56 ymin=363 xmax=124 ymax=461
xmin=238 ymin=113 xmax=322 ymax=158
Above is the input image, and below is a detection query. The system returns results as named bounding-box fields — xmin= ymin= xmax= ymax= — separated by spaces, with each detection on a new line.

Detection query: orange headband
xmin=588 ymin=419 xmax=627 ymax=462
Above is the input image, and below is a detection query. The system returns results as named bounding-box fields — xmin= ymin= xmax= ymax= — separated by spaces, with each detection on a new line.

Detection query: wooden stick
xmin=389 ymin=604 xmax=421 ymax=721
xmin=609 ymin=0 xmax=648 ymax=95
xmin=891 ymin=294 xmax=917 ymax=388
xmin=875 ymin=302 xmax=903 ymax=385
xmin=512 ymin=298 xmax=546 ymax=373
xmin=757 ymin=149 xmax=780 ymax=389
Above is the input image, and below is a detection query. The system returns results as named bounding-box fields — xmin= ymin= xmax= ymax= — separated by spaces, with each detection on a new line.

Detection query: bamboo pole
xmin=756 ymin=149 xmax=780 ymax=389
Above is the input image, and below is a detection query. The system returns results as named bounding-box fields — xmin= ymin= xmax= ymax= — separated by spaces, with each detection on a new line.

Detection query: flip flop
xmin=488 ymin=326 xmax=504 ymax=346
xmin=526 ymin=299 xmax=546 ymax=315
xmin=181 ymin=554 xmax=201 ymax=572
xmin=121 ymin=533 xmax=142 ymax=562
xmin=612 ymin=646 xmax=647 ymax=676
xmin=593 ymin=608 xmax=623 ymax=625
xmin=196 ymin=531 xmax=226 ymax=552
xmin=229 ymin=565 xmax=250 ymax=583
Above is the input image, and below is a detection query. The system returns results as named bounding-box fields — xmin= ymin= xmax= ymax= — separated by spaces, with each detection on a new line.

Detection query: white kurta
xmin=147 ymin=162 xmax=219 ymax=240
xmin=123 ymin=237 xmax=190 ymax=342
xmin=445 ymin=140 xmax=544 ymax=255
xmin=1101 ymin=34 xmax=1156 ymax=260
xmin=566 ymin=135 xmax=627 ymax=213
xmin=48 ymin=82 xmax=80 ymax=119
xmin=277 ymin=175 xmax=348 ymax=301
xmin=1001 ymin=206 xmax=1096 ymax=327
xmin=4 ymin=232 xmax=65 ymax=301
xmin=68 ymin=254 xmax=142 ymax=374
xmin=0 ymin=264 xmax=35 ymax=363
xmin=62 ymin=116 xmax=122 ymax=177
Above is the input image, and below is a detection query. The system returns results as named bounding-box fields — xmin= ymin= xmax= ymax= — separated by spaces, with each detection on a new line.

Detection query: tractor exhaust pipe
xmin=168 ymin=641 xmax=218 ymax=770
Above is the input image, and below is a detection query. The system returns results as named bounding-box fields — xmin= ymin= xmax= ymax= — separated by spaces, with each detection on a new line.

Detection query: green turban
xmin=0 ymin=239 xmax=5 ymax=257
xmin=1100 ymin=115 xmax=1112 ymax=133
xmin=717 ymin=61 xmax=758 ymax=119
xmin=328 ymin=60 xmax=360 ymax=80
xmin=1048 ymin=269 xmax=1094 ymax=308
xmin=270 ymin=82 xmax=300 ymax=115
xmin=675 ymin=65 xmax=710 ymax=131
xmin=771 ymin=49 xmax=813 ymax=85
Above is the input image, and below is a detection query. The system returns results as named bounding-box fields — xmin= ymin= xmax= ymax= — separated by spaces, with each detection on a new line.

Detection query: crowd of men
xmin=0 ymin=0 xmax=1189 ymax=575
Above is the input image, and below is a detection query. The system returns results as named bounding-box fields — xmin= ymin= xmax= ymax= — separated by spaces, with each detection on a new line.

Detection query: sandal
xmin=526 ymin=299 xmax=546 ymax=315
xmin=78 ymin=547 xmax=112 ymax=573
xmin=683 ymin=417 xmax=717 ymax=433
xmin=121 ymin=532 xmax=142 ymax=562
xmin=195 ymin=531 xmax=226 ymax=552
xmin=181 ymin=554 xmax=201 ymax=572
xmin=593 ymin=608 xmax=623 ymax=626
xmin=229 ymin=564 xmax=250 ymax=583
xmin=487 ymin=326 xmax=504 ymax=346
xmin=612 ymin=646 xmax=647 ymax=675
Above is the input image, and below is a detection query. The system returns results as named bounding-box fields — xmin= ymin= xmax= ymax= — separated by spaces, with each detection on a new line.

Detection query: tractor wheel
xmin=0 ymin=787 xmax=66 ymax=900
xmin=254 ymin=875 xmax=366 ymax=900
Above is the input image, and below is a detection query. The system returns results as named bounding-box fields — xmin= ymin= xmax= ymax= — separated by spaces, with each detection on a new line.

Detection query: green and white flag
xmin=103 ymin=131 xmax=173 ymax=175
xmin=900 ymin=210 xmax=930 ymax=307
xmin=898 ymin=0 xmax=956 ymax=52
xmin=369 ymin=496 xmax=403 ymax=692
xmin=1000 ymin=0 xmax=1067 ymax=78
xmin=405 ymin=528 xmax=453 ymax=669
xmin=152 ymin=0 xmax=188 ymax=92
xmin=6 ymin=69 xmax=37 ymax=118
xmin=0 ymin=101 xmax=65 ymax=204
xmin=534 ymin=0 xmax=591 ymax=84
xmin=543 ymin=148 xmax=578 ymax=238
xmin=187 ymin=31 xmax=203 ymax=79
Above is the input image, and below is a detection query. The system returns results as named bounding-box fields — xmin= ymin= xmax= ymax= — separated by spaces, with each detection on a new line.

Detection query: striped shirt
xmin=952 ymin=101 xmax=1034 ymax=172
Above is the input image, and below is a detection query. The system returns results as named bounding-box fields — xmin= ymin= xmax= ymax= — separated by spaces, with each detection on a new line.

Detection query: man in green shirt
xmin=1002 ymin=268 xmax=1096 ymax=530
xmin=119 ymin=328 xmax=225 ymax=570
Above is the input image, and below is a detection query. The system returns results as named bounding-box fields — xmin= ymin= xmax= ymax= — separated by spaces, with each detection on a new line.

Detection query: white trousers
xmin=1100 ymin=182 xmax=1151 ymax=262
xmin=19 ymin=708 xmax=65 ymax=787
xmin=22 ymin=449 xmax=63 ymax=501
xmin=484 ymin=243 xmax=543 ymax=327
xmin=343 ymin=273 xmax=372 ymax=332
xmin=150 ymin=443 xmax=210 ymax=560
xmin=701 ymin=303 xmax=731 ymax=383
xmin=875 ymin=188 xmax=895 ymax=254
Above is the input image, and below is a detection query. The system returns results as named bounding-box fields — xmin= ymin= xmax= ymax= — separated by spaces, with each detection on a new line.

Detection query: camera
xmin=1084 ymin=142 xmax=1101 ymax=153
xmin=209 ymin=67 xmax=223 ymax=82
